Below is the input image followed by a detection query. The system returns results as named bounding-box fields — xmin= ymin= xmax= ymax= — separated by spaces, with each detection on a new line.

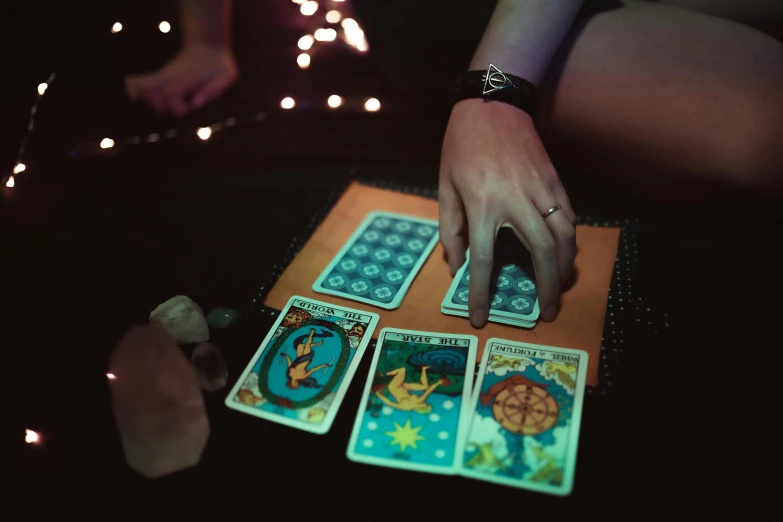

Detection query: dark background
xmin=2 ymin=0 xmax=781 ymax=516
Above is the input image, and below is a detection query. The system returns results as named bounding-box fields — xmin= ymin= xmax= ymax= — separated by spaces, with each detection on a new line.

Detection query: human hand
xmin=438 ymin=99 xmax=576 ymax=326
xmin=125 ymin=44 xmax=238 ymax=117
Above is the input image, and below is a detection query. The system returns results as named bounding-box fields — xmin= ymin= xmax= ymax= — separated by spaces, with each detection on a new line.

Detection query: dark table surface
xmin=4 ymin=144 xmax=782 ymax=516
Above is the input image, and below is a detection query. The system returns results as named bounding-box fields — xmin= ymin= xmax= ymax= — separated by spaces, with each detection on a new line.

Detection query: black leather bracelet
xmin=452 ymin=63 xmax=540 ymax=118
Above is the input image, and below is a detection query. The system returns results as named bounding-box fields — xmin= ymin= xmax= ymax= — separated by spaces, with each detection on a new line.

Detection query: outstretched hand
xmin=438 ymin=99 xmax=576 ymax=327
xmin=125 ymin=44 xmax=238 ymax=117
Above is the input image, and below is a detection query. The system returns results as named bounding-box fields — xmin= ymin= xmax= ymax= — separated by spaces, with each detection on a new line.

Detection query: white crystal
xmin=149 ymin=295 xmax=209 ymax=344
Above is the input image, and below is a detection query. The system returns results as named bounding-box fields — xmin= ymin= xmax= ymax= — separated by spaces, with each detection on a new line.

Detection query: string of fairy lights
xmin=12 ymin=0 xmax=377 ymax=451
xmin=4 ymin=0 xmax=379 ymax=194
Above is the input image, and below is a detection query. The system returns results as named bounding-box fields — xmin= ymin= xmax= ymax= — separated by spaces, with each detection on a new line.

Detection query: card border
xmin=458 ymin=338 xmax=589 ymax=496
xmin=312 ymin=211 xmax=440 ymax=310
xmin=346 ymin=327 xmax=478 ymax=475
xmin=224 ymin=295 xmax=380 ymax=434
xmin=439 ymin=307 xmax=536 ymax=328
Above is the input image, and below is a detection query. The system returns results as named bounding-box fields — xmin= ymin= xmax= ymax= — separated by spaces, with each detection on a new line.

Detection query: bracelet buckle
xmin=481 ymin=63 xmax=519 ymax=95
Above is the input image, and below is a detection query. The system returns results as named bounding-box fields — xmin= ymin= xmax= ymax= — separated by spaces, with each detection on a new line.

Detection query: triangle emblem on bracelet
xmin=483 ymin=63 xmax=513 ymax=95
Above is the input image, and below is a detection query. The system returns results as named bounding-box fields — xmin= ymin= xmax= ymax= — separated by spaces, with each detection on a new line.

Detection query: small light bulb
xmin=280 ymin=97 xmax=295 ymax=109
xmin=37 ymin=83 xmax=48 ymax=95
xmin=297 ymin=53 xmax=311 ymax=69
xmin=25 ymin=429 xmax=40 ymax=444
xmin=159 ymin=21 xmax=171 ymax=33
xmin=301 ymin=1 xmax=318 ymax=16
xmin=298 ymin=35 xmax=314 ymax=50
xmin=106 ymin=373 xmax=117 ymax=380
xmin=341 ymin=18 xmax=358 ymax=30
xmin=5 ymin=177 xmax=15 ymax=188
xmin=364 ymin=98 xmax=381 ymax=112
xmin=111 ymin=22 xmax=123 ymax=33
xmin=100 ymin=138 xmax=115 ymax=149
xmin=197 ymin=127 xmax=212 ymax=140
xmin=327 ymin=95 xmax=343 ymax=108
xmin=325 ymin=10 xmax=341 ymax=24
xmin=315 ymin=28 xmax=336 ymax=42
xmin=13 ymin=163 xmax=26 ymax=174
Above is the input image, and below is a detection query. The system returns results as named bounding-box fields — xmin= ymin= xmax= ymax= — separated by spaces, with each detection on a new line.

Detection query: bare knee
xmin=719 ymin=81 xmax=783 ymax=192
xmin=698 ymin=31 xmax=783 ymax=193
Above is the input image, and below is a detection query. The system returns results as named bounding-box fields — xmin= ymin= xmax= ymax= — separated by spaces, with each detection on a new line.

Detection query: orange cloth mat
xmin=265 ymin=182 xmax=620 ymax=386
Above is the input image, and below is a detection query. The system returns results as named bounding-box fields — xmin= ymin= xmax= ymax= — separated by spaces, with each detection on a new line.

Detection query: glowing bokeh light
xmin=297 ymin=53 xmax=311 ymax=69
xmin=37 ymin=83 xmax=48 ymax=95
xmin=107 ymin=373 xmax=117 ymax=380
xmin=197 ymin=127 xmax=212 ymax=140
xmin=298 ymin=35 xmax=314 ymax=50
xmin=327 ymin=95 xmax=343 ymax=108
xmin=341 ymin=18 xmax=358 ymax=30
xmin=364 ymin=98 xmax=381 ymax=112
xmin=159 ymin=21 xmax=171 ymax=33
xmin=326 ymin=10 xmax=341 ymax=24
xmin=100 ymin=138 xmax=115 ymax=149
xmin=300 ymin=1 xmax=318 ymax=16
xmin=5 ymin=177 xmax=15 ymax=188
xmin=112 ymin=22 xmax=123 ymax=33
xmin=280 ymin=97 xmax=295 ymax=109
xmin=341 ymin=18 xmax=368 ymax=52
xmin=314 ymin=28 xmax=336 ymax=42
xmin=25 ymin=429 xmax=40 ymax=444
xmin=13 ymin=163 xmax=26 ymax=174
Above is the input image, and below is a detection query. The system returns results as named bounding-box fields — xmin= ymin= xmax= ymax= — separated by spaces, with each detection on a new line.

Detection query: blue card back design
xmin=450 ymin=229 xmax=538 ymax=315
xmin=318 ymin=213 xmax=437 ymax=306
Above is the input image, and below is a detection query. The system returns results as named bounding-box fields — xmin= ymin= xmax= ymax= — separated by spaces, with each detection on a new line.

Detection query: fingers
xmin=438 ymin=180 xmax=467 ymax=276
xmin=125 ymin=70 xmax=198 ymax=117
xmin=543 ymin=205 xmax=577 ymax=288
xmin=125 ymin=73 xmax=167 ymax=113
xmin=507 ymin=205 xmax=560 ymax=322
xmin=163 ymin=71 xmax=205 ymax=117
xmin=549 ymin=178 xmax=577 ymax=224
xmin=466 ymin=209 xmax=496 ymax=328
xmin=538 ymin=175 xmax=577 ymax=287
xmin=191 ymin=71 xmax=235 ymax=109
xmin=125 ymin=76 xmax=140 ymax=101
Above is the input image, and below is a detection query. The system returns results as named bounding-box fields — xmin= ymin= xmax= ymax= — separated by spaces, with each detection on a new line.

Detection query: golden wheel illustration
xmin=492 ymin=382 xmax=558 ymax=435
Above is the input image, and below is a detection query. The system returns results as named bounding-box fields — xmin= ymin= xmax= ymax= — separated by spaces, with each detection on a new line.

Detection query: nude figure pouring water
xmin=374 ymin=366 xmax=449 ymax=414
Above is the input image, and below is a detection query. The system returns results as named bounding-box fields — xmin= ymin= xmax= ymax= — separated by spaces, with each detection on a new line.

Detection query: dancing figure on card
xmin=280 ymin=328 xmax=334 ymax=389
xmin=375 ymin=365 xmax=446 ymax=414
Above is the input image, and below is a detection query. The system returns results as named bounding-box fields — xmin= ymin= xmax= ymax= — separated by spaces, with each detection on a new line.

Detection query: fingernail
xmin=470 ymin=309 xmax=488 ymax=328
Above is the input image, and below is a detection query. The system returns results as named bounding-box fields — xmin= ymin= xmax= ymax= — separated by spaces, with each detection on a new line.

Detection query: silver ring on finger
xmin=541 ymin=204 xmax=562 ymax=219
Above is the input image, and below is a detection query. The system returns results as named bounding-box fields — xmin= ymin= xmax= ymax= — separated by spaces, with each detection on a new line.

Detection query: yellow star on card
xmin=385 ymin=419 xmax=425 ymax=452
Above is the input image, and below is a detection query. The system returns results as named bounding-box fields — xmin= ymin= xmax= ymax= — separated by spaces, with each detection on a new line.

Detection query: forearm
xmin=469 ymin=0 xmax=585 ymax=86
xmin=180 ymin=0 xmax=232 ymax=49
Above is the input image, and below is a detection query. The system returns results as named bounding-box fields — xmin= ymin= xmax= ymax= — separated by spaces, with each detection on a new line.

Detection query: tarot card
xmin=347 ymin=328 xmax=478 ymax=474
xmin=224 ymin=295 xmax=379 ymax=434
xmin=458 ymin=338 xmax=588 ymax=495
xmin=313 ymin=211 xmax=439 ymax=310
xmin=441 ymin=228 xmax=540 ymax=327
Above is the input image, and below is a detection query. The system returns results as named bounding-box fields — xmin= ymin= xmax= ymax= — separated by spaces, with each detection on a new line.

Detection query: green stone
xmin=206 ymin=307 xmax=238 ymax=329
